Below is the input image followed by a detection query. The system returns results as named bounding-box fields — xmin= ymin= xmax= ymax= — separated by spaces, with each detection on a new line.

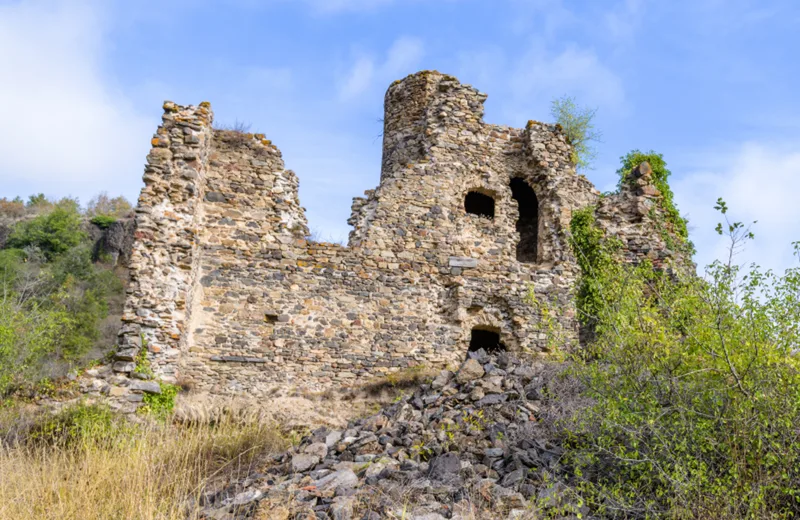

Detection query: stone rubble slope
xmin=200 ymin=350 xmax=586 ymax=520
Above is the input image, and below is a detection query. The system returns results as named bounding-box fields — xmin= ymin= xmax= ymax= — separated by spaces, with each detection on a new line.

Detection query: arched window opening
xmin=510 ymin=178 xmax=539 ymax=263
xmin=469 ymin=326 xmax=506 ymax=354
xmin=464 ymin=191 xmax=495 ymax=219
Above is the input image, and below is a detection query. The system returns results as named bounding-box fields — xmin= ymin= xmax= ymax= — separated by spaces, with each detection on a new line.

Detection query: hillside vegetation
xmin=0 ymin=193 xmax=131 ymax=396
xmin=1 ymin=167 xmax=799 ymax=519
xmin=564 ymin=198 xmax=800 ymax=517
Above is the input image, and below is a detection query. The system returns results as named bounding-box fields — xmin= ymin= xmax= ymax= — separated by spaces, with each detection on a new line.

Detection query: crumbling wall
xmin=114 ymin=102 xmax=213 ymax=381
xmin=114 ymin=71 xmax=688 ymax=397
xmin=595 ymin=162 xmax=694 ymax=273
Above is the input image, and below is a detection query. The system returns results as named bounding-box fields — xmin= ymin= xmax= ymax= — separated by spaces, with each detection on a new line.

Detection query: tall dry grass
xmin=0 ymin=404 xmax=288 ymax=520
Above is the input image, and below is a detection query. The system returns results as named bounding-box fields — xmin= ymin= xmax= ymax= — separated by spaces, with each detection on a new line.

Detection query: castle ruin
xmin=112 ymin=71 xmax=684 ymax=397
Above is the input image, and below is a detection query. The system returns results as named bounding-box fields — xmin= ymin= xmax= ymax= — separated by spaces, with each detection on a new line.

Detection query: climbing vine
xmin=616 ymin=150 xmax=689 ymax=241
xmin=569 ymin=207 xmax=619 ymax=328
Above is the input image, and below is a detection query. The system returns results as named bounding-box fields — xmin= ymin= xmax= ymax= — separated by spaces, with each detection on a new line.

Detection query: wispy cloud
xmin=338 ymin=36 xmax=425 ymax=100
xmin=340 ymin=57 xmax=376 ymax=100
xmin=508 ymin=43 xmax=625 ymax=113
xmin=674 ymin=142 xmax=800 ymax=274
xmin=0 ymin=0 xmax=151 ymax=201
xmin=602 ymin=0 xmax=646 ymax=47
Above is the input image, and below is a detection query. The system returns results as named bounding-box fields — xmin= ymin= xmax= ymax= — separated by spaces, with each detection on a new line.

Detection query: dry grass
xmin=355 ymin=364 xmax=436 ymax=399
xmin=0 ymin=404 xmax=289 ymax=520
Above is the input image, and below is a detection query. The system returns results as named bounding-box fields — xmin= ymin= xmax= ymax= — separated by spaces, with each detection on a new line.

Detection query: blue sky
xmin=1 ymin=0 xmax=798 ymax=273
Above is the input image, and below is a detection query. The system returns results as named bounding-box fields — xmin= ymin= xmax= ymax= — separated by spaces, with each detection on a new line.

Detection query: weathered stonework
xmin=115 ymin=71 xmax=686 ymax=397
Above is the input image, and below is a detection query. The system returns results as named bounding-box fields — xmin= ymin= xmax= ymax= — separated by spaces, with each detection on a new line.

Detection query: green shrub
xmin=85 ymin=192 xmax=132 ymax=219
xmin=0 ymin=298 xmax=71 ymax=395
xmin=28 ymin=402 xmax=132 ymax=449
xmin=90 ymin=214 xmax=118 ymax=229
xmin=26 ymin=193 xmax=50 ymax=209
xmin=563 ymin=203 xmax=800 ymax=518
xmin=569 ymin=206 xmax=618 ymax=328
xmin=550 ymin=95 xmax=602 ymax=171
xmin=0 ymin=213 xmax=124 ymax=393
xmin=141 ymin=383 xmax=179 ymax=421
xmin=6 ymin=206 xmax=85 ymax=259
xmin=133 ymin=345 xmax=152 ymax=376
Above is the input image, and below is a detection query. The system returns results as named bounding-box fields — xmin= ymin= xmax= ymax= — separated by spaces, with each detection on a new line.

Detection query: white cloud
xmin=603 ymin=0 xmax=646 ymax=46
xmin=338 ymin=36 xmax=425 ymax=100
xmin=339 ymin=57 xmax=376 ymax=100
xmin=508 ymin=43 xmax=625 ymax=116
xmin=383 ymin=37 xmax=425 ymax=77
xmin=673 ymin=142 xmax=800 ymax=275
xmin=0 ymin=0 xmax=151 ymax=201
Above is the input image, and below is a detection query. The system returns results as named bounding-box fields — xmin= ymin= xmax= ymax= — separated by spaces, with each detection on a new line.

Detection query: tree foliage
xmin=551 ymin=96 xmax=602 ymax=172
xmin=85 ymin=192 xmax=132 ymax=219
xmin=6 ymin=206 xmax=86 ymax=260
xmin=565 ymin=202 xmax=800 ymax=518
xmin=0 ymin=195 xmax=126 ymax=395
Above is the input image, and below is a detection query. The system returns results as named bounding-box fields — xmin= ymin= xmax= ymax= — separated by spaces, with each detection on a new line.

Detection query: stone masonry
xmin=113 ymin=71 xmax=686 ymax=397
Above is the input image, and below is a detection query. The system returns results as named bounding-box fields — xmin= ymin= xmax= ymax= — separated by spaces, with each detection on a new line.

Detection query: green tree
xmin=86 ymin=192 xmax=132 ymax=219
xmin=550 ymin=95 xmax=602 ymax=171
xmin=6 ymin=206 xmax=85 ymax=260
xmin=26 ymin=193 xmax=49 ymax=208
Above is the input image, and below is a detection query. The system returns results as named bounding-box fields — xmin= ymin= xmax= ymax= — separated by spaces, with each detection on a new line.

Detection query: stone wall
xmin=114 ymin=102 xmax=213 ymax=379
xmin=114 ymin=71 xmax=687 ymax=396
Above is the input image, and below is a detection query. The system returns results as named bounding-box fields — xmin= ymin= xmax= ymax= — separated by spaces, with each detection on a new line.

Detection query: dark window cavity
xmin=510 ymin=178 xmax=539 ymax=263
xmin=469 ymin=327 xmax=506 ymax=354
xmin=464 ymin=191 xmax=495 ymax=219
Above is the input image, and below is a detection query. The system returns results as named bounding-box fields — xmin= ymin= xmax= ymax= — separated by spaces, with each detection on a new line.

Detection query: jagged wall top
xmin=108 ymin=71 xmax=690 ymax=404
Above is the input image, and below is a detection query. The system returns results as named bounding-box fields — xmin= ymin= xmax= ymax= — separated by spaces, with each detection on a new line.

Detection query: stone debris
xmin=197 ymin=351 xmax=592 ymax=519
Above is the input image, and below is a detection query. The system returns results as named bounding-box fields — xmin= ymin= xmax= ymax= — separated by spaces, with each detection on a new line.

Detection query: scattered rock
xmin=291 ymin=453 xmax=319 ymax=473
xmin=198 ymin=353 xmax=574 ymax=519
xmin=428 ymin=452 xmax=461 ymax=481
xmin=313 ymin=469 xmax=359 ymax=494
xmin=456 ymin=358 xmax=485 ymax=384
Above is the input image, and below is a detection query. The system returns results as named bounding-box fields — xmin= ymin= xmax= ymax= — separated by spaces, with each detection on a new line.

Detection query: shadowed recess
xmin=469 ymin=327 xmax=506 ymax=354
xmin=510 ymin=177 xmax=538 ymax=263
xmin=464 ymin=191 xmax=495 ymax=219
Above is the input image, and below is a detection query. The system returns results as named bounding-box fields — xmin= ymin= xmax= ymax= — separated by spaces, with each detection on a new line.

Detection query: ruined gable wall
xmin=114 ymin=102 xmax=213 ymax=381
xmin=115 ymin=71 xmax=687 ymax=399
xmin=173 ymin=72 xmax=596 ymax=396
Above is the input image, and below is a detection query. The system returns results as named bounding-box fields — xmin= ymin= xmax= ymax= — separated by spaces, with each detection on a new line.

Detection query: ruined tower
xmin=112 ymin=71 xmax=683 ymax=398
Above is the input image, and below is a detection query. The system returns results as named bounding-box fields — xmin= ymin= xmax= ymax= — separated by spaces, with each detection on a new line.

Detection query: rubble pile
xmin=200 ymin=350 xmax=584 ymax=520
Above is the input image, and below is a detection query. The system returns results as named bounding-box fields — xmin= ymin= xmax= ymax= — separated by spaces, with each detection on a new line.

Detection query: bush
xmin=0 ymin=218 xmax=124 ymax=393
xmin=85 ymin=192 xmax=132 ymax=219
xmin=569 ymin=206 xmax=618 ymax=328
xmin=0 ymin=197 xmax=25 ymax=218
xmin=27 ymin=402 xmax=131 ymax=449
xmin=141 ymin=383 xmax=179 ymax=420
xmin=0 ymin=298 xmax=70 ymax=394
xmin=6 ymin=206 xmax=85 ymax=260
xmin=551 ymin=96 xmax=602 ymax=171
xmin=90 ymin=214 xmax=117 ymax=229
xmin=564 ymin=203 xmax=800 ymax=518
